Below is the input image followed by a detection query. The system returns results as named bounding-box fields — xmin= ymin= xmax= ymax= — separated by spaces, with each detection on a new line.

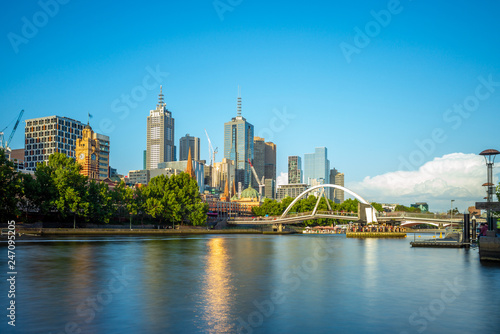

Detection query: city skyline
xmin=2 ymin=1 xmax=500 ymax=212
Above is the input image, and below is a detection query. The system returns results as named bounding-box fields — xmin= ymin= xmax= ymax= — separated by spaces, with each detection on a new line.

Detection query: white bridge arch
xmin=280 ymin=184 xmax=374 ymax=220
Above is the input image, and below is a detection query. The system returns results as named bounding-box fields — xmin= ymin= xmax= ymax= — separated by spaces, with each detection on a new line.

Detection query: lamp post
xmin=450 ymin=199 xmax=455 ymax=227
xmin=479 ymin=149 xmax=500 ymax=230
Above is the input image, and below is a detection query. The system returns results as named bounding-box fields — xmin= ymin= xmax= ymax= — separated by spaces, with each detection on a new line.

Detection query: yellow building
xmin=75 ymin=124 xmax=101 ymax=180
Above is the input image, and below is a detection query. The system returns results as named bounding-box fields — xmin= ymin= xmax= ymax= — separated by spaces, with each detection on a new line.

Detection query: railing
xmin=229 ymin=210 xmax=359 ymax=224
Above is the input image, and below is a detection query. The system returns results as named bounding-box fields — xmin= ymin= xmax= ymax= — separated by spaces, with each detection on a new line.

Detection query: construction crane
xmin=204 ymin=129 xmax=218 ymax=166
xmin=248 ymin=159 xmax=264 ymax=198
xmin=1 ymin=109 xmax=24 ymax=151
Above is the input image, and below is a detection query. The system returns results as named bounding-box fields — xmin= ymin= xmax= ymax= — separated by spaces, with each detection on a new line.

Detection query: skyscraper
xmin=179 ymin=134 xmax=200 ymax=161
xmin=288 ymin=156 xmax=302 ymax=184
xmin=224 ymin=89 xmax=254 ymax=189
xmin=253 ymin=137 xmax=265 ymax=186
xmin=330 ymin=168 xmax=345 ymax=204
xmin=146 ymin=86 xmax=175 ymax=170
xmin=253 ymin=136 xmax=276 ymax=198
xmin=303 ymin=147 xmax=330 ymax=187
xmin=24 ymin=116 xmax=85 ymax=171
xmin=264 ymin=141 xmax=276 ymax=181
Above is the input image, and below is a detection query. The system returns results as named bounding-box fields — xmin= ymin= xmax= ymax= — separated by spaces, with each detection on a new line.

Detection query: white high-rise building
xmin=146 ymin=86 xmax=176 ymax=169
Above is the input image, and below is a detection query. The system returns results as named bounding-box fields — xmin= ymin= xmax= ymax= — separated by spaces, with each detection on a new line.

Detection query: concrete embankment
xmin=346 ymin=232 xmax=407 ymax=238
xmin=479 ymin=235 xmax=500 ymax=261
xmin=15 ymin=228 xmax=297 ymax=236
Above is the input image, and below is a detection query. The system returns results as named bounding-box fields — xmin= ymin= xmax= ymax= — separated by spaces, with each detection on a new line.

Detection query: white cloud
xmin=276 ymin=172 xmax=288 ymax=187
xmin=348 ymin=153 xmax=497 ymax=212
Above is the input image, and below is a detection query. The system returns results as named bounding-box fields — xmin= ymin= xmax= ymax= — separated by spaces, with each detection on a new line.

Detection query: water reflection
xmin=200 ymin=238 xmax=235 ymax=333
xmin=362 ymin=238 xmax=378 ymax=290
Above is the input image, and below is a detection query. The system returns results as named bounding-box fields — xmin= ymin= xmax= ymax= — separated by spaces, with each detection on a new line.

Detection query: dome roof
xmin=241 ymin=186 xmax=259 ymax=199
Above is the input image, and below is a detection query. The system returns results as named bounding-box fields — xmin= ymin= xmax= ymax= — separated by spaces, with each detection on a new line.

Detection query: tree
xmin=143 ymin=175 xmax=170 ymax=223
xmin=86 ymin=181 xmax=114 ymax=224
xmin=371 ymin=202 xmax=384 ymax=212
xmin=0 ymin=149 xmax=23 ymax=221
xmin=23 ymin=163 xmax=57 ymax=215
xmin=167 ymin=173 xmax=207 ymax=225
xmin=123 ymin=186 xmax=144 ymax=228
xmin=48 ymin=153 xmax=88 ymax=224
xmin=395 ymin=204 xmax=421 ymax=213
xmin=340 ymin=198 xmax=359 ymax=213
xmin=111 ymin=180 xmax=127 ymax=221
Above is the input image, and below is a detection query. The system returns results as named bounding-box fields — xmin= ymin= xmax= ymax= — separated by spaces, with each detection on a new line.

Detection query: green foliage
xmin=143 ymin=175 xmax=170 ymax=222
xmin=10 ymin=152 xmax=210 ymax=226
xmin=252 ymin=195 xmax=360 ymax=226
xmin=48 ymin=153 xmax=89 ymax=219
xmin=0 ymin=149 xmax=23 ymax=221
xmin=371 ymin=202 xmax=383 ymax=212
xmin=142 ymin=173 xmax=208 ymax=225
xmin=24 ymin=163 xmax=57 ymax=214
xmin=339 ymin=198 xmax=359 ymax=213
xmin=86 ymin=181 xmax=114 ymax=223
xmin=395 ymin=204 xmax=421 ymax=213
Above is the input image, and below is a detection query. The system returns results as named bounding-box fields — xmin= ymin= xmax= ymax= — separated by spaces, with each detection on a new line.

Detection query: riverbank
xmin=13 ymin=227 xmax=298 ymax=236
xmin=346 ymin=232 xmax=407 ymax=238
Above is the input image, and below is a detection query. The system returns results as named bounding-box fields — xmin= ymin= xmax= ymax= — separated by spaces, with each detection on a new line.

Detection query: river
xmin=1 ymin=234 xmax=499 ymax=333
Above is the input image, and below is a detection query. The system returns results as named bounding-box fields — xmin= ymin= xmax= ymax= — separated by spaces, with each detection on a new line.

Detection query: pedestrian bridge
xmin=227 ymin=184 xmax=473 ymax=229
xmin=229 ymin=184 xmax=374 ymax=228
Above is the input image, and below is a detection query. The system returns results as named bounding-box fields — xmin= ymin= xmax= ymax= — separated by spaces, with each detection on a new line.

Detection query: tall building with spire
xmin=224 ymin=88 xmax=254 ymax=190
xmin=146 ymin=86 xmax=175 ymax=169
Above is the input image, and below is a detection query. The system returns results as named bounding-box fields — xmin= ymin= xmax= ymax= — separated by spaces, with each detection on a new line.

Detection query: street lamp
xmin=450 ymin=199 xmax=455 ymax=226
xmin=479 ymin=149 xmax=500 ymax=230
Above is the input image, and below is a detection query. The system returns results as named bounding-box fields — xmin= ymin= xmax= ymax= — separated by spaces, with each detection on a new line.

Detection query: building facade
xmin=253 ymin=137 xmax=265 ymax=187
xmin=264 ymin=178 xmax=275 ymax=199
xmin=75 ymin=124 xmax=110 ymax=181
xmin=330 ymin=168 xmax=345 ymax=204
xmin=158 ymin=161 xmax=205 ymax=193
xmin=288 ymin=156 xmax=302 ymax=184
xmin=264 ymin=141 xmax=276 ymax=181
xmin=253 ymin=137 xmax=277 ymax=198
xmin=127 ymin=169 xmax=150 ymax=186
xmin=303 ymin=147 xmax=330 ymax=189
xmin=411 ymin=202 xmax=429 ymax=213
xmin=95 ymin=133 xmax=110 ymax=180
xmin=24 ymin=116 xmax=85 ymax=171
xmin=179 ymin=134 xmax=200 ymax=161
xmin=276 ymin=183 xmax=308 ymax=202
xmin=146 ymin=86 xmax=175 ymax=169
xmin=9 ymin=148 xmax=25 ymax=171
xmin=224 ymin=92 xmax=254 ymax=190
xmin=212 ymin=158 xmax=235 ymax=191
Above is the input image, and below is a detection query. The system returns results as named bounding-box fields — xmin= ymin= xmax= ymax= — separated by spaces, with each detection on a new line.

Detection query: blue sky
xmin=1 ymin=0 xmax=500 ymax=212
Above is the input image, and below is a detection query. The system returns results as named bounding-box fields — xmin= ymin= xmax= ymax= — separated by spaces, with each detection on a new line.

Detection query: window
xmin=150 ymin=126 xmax=160 ymax=140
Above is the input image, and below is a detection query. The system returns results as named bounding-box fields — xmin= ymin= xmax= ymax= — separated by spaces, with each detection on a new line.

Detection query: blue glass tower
xmin=303 ymin=147 xmax=330 ymax=187
xmin=224 ymin=91 xmax=254 ymax=190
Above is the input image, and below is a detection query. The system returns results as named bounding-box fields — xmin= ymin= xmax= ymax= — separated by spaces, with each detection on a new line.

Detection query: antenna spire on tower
xmin=158 ymin=85 xmax=165 ymax=106
xmin=237 ymin=85 xmax=242 ymax=117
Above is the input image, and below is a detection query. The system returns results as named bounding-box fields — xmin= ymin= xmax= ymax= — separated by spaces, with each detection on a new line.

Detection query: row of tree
xmin=0 ymin=150 xmax=208 ymax=226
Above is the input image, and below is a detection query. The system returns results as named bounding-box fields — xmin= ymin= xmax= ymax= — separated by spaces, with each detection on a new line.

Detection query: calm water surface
xmin=1 ymin=234 xmax=499 ymax=334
